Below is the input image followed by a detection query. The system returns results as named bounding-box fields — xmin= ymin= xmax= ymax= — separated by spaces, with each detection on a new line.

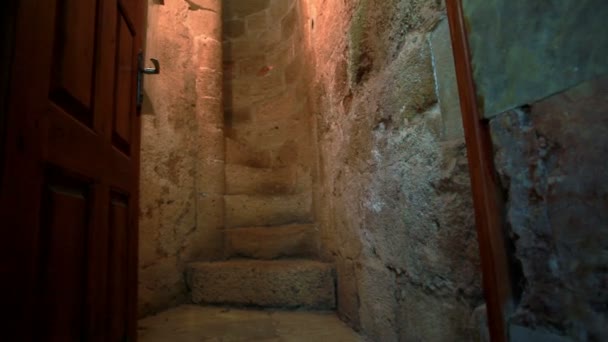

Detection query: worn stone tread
xmin=225 ymin=224 xmax=318 ymax=259
xmin=225 ymin=164 xmax=297 ymax=195
xmin=224 ymin=192 xmax=312 ymax=228
xmin=187 ymin=259 xmax=335 ymax=309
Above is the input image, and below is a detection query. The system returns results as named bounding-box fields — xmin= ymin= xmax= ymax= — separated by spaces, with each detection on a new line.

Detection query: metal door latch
xmin=137 ymin=51 xmax=160 ymax=107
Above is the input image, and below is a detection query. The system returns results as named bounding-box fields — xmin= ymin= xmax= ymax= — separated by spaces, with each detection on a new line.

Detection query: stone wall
xmin=139 ymin=0 xmax=223 ymax=317
xmin=222 ymin=0 xmax=313 ymax=182
xmin=139 ymin=1 xmax=485 ymax=339
xmin=301 ymin=0 xmax=484 ymax=340
xmin=490 ymin=76 xmax=608 ymax=341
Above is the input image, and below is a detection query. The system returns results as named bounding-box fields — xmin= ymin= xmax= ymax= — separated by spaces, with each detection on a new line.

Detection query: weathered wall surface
xmin=301 ymin=0 xmax=483 ymax=340
xmin=463 ymin=0 xmax=608 ymax=117
xmin=490 ymin=76 xmax=608 ymax=341
xmin=222 ymin=0 xmax=314 ymax=194
xmin=139 ymin=0 xmax=223 ymax=317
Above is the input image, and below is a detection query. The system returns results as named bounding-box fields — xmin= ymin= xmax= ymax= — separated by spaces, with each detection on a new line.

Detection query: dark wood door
xmin=0 ymin=0 xmax=145 ymax=340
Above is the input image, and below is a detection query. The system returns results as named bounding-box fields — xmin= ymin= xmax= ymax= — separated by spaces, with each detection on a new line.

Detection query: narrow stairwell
xmin=186 ymin=142 xmax=336 ymax=309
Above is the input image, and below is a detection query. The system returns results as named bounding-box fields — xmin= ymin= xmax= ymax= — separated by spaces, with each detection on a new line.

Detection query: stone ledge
xmin=224 ymin=224 xmax=319 ymax=259
xmin=225 ymin=164 xmax=297 ymax=195
xmin=224 ymin=192 xmax=312 ymax=228
xmin=187 ymin=259 xmax=336 ymax=309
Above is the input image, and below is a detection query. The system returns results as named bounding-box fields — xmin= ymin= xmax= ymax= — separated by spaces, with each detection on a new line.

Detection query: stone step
xmin=225 ymin=224 xmax=318 ymax=259
xmin=187 ymin=259 xmax=335 ymax=309
xmin=226 ymin=164 xmax=313 ymax=196
xmin=224 ymin=192 xmax=312 ymax=228
xmin=225 ymin=137 xmax=272 ymax=168
xmin=225 ymin=164 xmax=296 ymax=195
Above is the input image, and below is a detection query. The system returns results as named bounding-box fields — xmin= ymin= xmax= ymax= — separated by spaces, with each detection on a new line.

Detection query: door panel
xmin=0 ymin=0 xmax=145 ymax=340
xmin=50 ymin=0 xmax=99 ymax=127
xmin=36 ymin=171 xmax=92 ymax=341
xmin=113 ymin=9 xmax=136 ymax=155
xmin=108 ymin=192 xmax=130 ymax=341
xmin=46 ymin=105 xmax=104 ymax=178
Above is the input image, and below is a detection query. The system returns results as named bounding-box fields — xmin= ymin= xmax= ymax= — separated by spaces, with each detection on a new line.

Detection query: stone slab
xmin=463 ymin=0 xmax=608 ymax=117
xmin=225 ymin=164 xmax=297 ymax=195
xmin=138 ymin=305 xmax=363 ymax=341
xmin=225 ymin=224 xmax=318 ymax=259
xmin=187 ymin=260 xmax=336 ymax=309
xmin=224 ymin=192 xmax=312 ymax=228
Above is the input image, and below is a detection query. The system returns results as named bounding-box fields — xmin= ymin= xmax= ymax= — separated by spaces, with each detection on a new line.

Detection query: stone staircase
xmin=186 ymin=148 xmax=335 ymax=309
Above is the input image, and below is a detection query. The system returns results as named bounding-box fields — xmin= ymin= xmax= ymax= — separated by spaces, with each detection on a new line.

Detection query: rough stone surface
xmin=224 ymin=192 xmax=312 ymax=228
xmin=141 ymin=1 xmax=482 ymax=340
xmin=139 ymin=0 xmax=224 ymax=317
xmin=223 ymin=0 xmax=313 ymax=176
xmin=187 ymin=260 xmax=336 ymax=309
xmin=490 ymin=76 xmax=608 ymax=341
xmin=430 ymin=19 xmax=464 ymax=140
xmin=223 ymin=0 xmax=270 ymax=19
xmin=138 ymin=305 xmax=365 ymax=342
xmin=225 ymin=224 xmax=319 ymax=259
xmin=464 ymin=0 xmax=608 ymax=117
xmin=225 ymin=164 xmax=311 ymax=195
xmin=301 ymin=0 xmax=483 ymax=340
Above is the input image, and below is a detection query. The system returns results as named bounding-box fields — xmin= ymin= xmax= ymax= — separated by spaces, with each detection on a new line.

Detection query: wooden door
xmin=0 ymin=0 xmax=146 ymax=340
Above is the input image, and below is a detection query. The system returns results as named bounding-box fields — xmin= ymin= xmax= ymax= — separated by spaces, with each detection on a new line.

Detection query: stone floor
xmin=138 ymin=305 xmax=366 ymax=342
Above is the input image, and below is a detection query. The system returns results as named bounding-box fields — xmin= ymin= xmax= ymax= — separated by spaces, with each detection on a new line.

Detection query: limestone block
xmin=197 ymin=159 xmax=225 ymax=194
xmin=258 ymin=27 xmax=283 ymax=50
xmin=138 ymin=306 xmax=362 ymax=340
xmin=222 ymin=40 xmax=235 ymax=62
xmin=225 ymin=138 xmax=273 ymax=168
xmin=265 ymin=38 xmax=293 ymax=67
xmin=224 ymin=19 xmax=245 ymax=39
xmin=238 ymin=55 xmax=267 ymax=77
xmin=195 ymin=97 xmax=223 ymax=128
xmin=281 ymin=5 xmax=298 ymax=39
xmin=250 ymin=87 xmax=305 ymax=122
xmin=246 ymin=11 xmax=268 ymax=32
xmin=395 ymin=281 xmax=478 ymax=341
xmin=490 ymin=77 xmax=608 ymax=340
xmin=430 ymin=20 xmax=464 ymax=140
xmin=224 ymin=192 xmax=312 ymax=228
xmin=270 ymin=0 xmax=293 ymax=20
xmin=187 ymin=0 xmax=221 ymax=13
xmin=197 ymin=194 xmax=224 ymax=230
xmin=198 ymin=125 xmax=225 ymax=162
xmin=223 ymin=60 xmax=238 ymax=80
xmin=272 ymin=139 xmax=301 ymax=167
xmin=224 ymin=107 xmax=252 ymax=127
xmin=470 ymin=304 xmax=490 ymax=342
xmin=247 ymin=70 xmax=285 ymax=98
xmin=195 ymin=69 xmax=222 ymax=99
xmin=180 ymin=195 xmax=225 ymax=261
xmin=187 ymin=259 xmax=335 ymax=309
xmin=225 ymin=37 xmax=271 ymax=60
xmin=284 ymin=53 xmax=303 ymax=84
xmin=138 ymin=257 xmax=187 ymax=317
xmin=225 ymin=164 xmax=297 ymax=195
xmin=336 ymin=259 xmax=360 ymax=327
xmin=180 ymin=222 xmax=224 ymax=261
xmin=224 ymin=0 xmax=270 ymax=19
xmin=187 ymin=7 xmax=222 ymax=39
xmin=224 ymin=224 xmax=319 ymax=259
xmin=194 ymin=36 xmax=222 ymax=72
xmin=224 ymin=79 xmax=251 ymax=107
xmin=509 ymin=325 xmax=572 ymax=342
xmin=227 ymin=117 xmax=307 ymax=152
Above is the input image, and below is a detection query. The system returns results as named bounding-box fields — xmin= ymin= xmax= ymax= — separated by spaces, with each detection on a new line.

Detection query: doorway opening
xmin=137 ymin=1 xmax=484 ymax=341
